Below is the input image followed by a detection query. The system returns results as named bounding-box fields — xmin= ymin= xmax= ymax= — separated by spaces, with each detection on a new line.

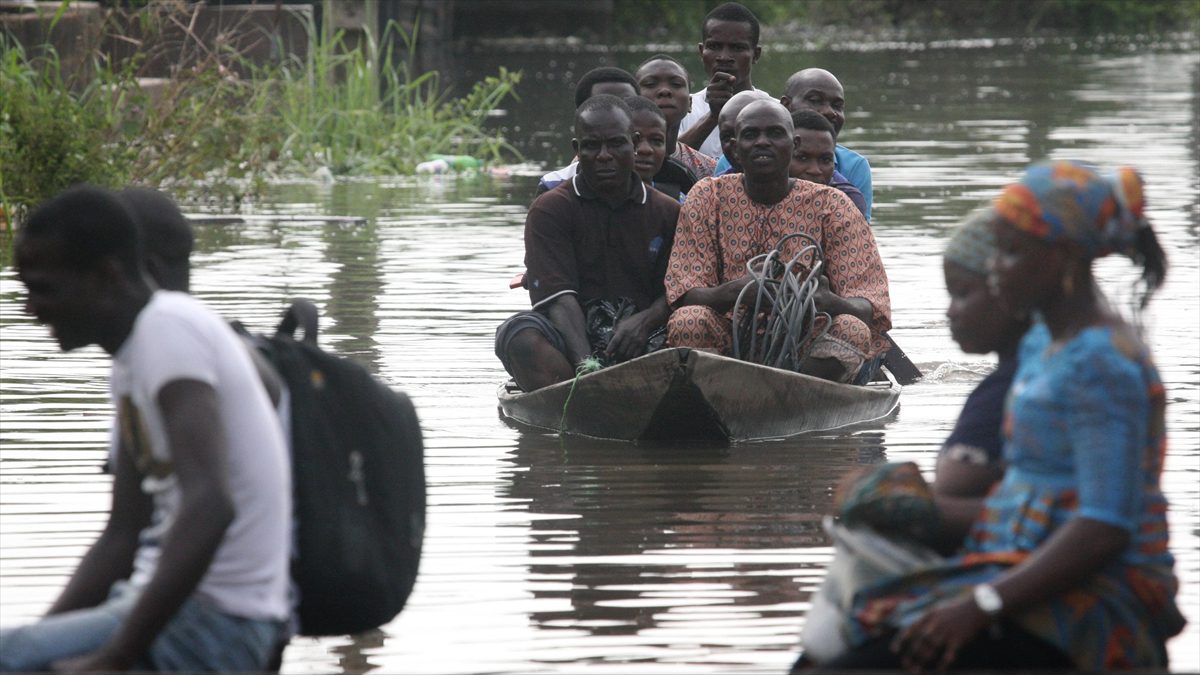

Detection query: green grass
xmin=0 ymin=8 xmax=522 ymax=225
xmin=261 ymin=20 xmax=520 ymax=176
xmin=0 ymin=38 xmax=134 ymax=223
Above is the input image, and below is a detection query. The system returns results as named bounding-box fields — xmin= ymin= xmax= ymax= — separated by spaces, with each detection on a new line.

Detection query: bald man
xmin=664 ymin=100 xmax=890 ymax=383
xmin=780 ymin=68 xmax=873 ymax=220
xmin=710 ymin=89 xmax=774 ymax=176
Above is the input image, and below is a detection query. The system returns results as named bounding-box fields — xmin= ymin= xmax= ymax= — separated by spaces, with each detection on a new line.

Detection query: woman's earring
xmin=1061 ymin=261 xmax=1076 ymax=297
xmin=1061 ymin=273 xmax=1075 ymax=297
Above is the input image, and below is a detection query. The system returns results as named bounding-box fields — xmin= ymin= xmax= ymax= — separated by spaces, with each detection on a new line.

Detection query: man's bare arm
xmin=71 ymin=379 xmax=235 ymax=670
xmin=545 ymin=294 xmax=591 ymax=365
xmin=678 ymin=117 xmax=718 ymax=151
xmin=45 ymin=447 xmax=151 ymax=616
xmin=679 ymin=72 xmax=735 ymax=151
xmin=813 ymin=274 xmax=875 ymax=326
xmin=677 ymin=276 xmax=755 ymax=314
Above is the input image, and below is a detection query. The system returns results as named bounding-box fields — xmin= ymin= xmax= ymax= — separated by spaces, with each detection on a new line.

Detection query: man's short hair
xmin=575 ymin=94 xmax=634 ymax=129
xmin=623 ymin=95 xmax=667 ymax=125
xmin=574 ymin=67 xmax=638 ymax=108
xmin=118 ymin=187 xmax=194 ymax=266
xmin=790 ymin=109 xmax=836 ymax=137
xmin=636 ymin=54 xmax=689 ymax=83
xmin=21 ymin=184 xmax=142 ymax=278
xmin=703 ymin=2 xmax=760 ymax=46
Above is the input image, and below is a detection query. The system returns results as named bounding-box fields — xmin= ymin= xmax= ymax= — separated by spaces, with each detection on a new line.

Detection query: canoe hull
xmin=497 ymin=348 xmax=900 ymax=443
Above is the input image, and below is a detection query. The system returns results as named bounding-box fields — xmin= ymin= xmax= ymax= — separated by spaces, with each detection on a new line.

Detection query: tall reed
xmin=1 ymin=5 xmax=522 ymax=224
xmin=0 ymin=35 xmax=136 ymax=223
xmin=257 ymin=18 xmax=521 ymax=176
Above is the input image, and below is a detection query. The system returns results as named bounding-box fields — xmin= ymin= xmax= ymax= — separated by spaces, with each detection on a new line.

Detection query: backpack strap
xmin=276 ymin=298 xmax=320 ymax=345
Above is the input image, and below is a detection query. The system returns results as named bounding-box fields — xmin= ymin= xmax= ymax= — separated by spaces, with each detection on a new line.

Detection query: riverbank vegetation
xmin=0 ymin=4 xmax=521 ymax=223
xmin=615 ymin=0 xmax=1198 ymax=40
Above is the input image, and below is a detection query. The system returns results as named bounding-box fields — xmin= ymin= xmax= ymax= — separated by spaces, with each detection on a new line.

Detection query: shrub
xmin=0 ymin=5 xmax=522 ymax=224
xmin=0 ymin=38 xmax=132 ymax=224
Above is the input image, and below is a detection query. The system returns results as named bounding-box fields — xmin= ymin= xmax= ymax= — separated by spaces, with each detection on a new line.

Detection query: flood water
xmin=1 ymin=36 xmax=1198 ymax=673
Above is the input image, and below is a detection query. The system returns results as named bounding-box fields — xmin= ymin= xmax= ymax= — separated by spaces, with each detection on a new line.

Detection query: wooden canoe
xmin=497 ymin=347 xmax=901 ymax=443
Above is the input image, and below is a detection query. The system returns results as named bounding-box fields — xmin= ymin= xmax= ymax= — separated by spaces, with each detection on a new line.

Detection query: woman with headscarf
xmin=814 ymin=161 xmax=1185 ymax=671
xmin=795 ymin=207 xmax=1031 ymax=668
xmin=934 ymin=206 xmax=1031 ymax=510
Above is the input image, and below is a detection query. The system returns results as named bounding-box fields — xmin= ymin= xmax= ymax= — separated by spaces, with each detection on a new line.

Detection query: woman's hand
xmin=891 ymin=595 xmax=990 ymax=672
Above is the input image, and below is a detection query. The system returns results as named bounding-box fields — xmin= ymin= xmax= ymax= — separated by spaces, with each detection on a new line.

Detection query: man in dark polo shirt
xmin=496 ymin=95 xmax=681 ymax=392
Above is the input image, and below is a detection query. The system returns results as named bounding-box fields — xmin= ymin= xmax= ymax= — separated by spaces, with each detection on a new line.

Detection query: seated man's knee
xmin=506 ymin=326 xmax=550 ymax=364
xmin=496 ymin=312 xmax=568 ymax=376
xmin=668 ymin=305 xmax=729 ymax=350
xmin=805 ymin=334 xmax=869 ymax=384
xmin=502 ymin=324 xmax=573 ymax=391
xmin=830 ymin=314 xmax=873 ymax=349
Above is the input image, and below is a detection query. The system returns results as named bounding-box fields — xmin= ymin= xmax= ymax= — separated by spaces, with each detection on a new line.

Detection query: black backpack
xmin=247 ymin=299 xmax=425 ymax=637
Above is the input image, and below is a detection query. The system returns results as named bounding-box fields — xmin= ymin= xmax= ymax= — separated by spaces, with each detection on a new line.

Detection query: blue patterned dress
xmin=845 ymin=323 xmax=1185 ymax=669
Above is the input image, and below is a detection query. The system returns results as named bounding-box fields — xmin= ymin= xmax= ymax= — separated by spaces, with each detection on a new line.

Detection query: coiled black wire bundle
xmin=730 ymin=232 xmax=832 ymax=372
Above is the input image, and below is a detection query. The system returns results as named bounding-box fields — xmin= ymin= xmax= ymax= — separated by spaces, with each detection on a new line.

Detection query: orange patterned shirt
xmin=665 ymin=175 xmax=891 ymax=357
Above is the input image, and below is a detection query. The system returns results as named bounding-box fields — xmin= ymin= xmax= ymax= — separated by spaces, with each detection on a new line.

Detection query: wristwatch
xmin=973 ymin=583 xmax=1004 ymax=618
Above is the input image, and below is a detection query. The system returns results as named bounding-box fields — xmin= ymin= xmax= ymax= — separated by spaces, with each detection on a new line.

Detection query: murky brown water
xmin=1 ymin=37 xmax=1197 ymax=673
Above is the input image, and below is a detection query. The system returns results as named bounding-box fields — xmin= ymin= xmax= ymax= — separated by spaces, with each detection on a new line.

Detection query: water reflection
xmin=494 ymin=432 xmax=889 ymax=669
xmin=506 ymin=434 xmax=884 ymax=641
xmin=322 ymin=214 xmax=384 ymax=367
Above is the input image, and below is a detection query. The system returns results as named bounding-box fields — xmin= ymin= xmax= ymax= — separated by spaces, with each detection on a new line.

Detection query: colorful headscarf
xmin=943 ymin=207 xmax=997 ymax=276
xmin=994 ymin=160 xmax=1149 ymax=261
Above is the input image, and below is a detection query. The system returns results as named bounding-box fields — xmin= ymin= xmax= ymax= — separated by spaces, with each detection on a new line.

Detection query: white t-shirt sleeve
xmin=677 ymin=91 xmax=710 ymax=136
xmin=130 ymin=311 xmax=220 ymax=404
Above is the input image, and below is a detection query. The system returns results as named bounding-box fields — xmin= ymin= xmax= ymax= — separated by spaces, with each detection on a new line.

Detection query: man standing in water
xmin=3 ymin=185 xmax=290 ymax=671
xmin=780 ymin=68 xmax=874 ymax=219
xmin=677 ymin=2 xmax=765 ymax=158
xmin=666 ymin=101 xmax=890 ymax=383
xmin=496 ymin=95 xmax=680 ymax=391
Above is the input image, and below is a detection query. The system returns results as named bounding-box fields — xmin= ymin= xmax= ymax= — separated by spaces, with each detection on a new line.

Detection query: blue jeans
xmin=0 ymin=582 xmax=285 ymax=672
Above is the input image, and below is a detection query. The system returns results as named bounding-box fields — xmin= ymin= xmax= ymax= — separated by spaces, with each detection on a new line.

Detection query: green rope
xmin=559 ymin=356 xmax=603 ymax=435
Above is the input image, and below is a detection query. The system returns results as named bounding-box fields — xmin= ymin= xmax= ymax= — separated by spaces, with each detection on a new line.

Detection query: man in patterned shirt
xmin=664 ymin=100 xmax=890 ymax=383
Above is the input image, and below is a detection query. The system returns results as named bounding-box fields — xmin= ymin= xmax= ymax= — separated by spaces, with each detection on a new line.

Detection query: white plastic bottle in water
xmin=415 ymin=158 xmax=451 ymax=174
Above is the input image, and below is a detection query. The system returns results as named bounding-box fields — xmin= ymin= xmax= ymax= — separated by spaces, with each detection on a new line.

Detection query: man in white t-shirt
xmin=676 ymin=2 xmax=765 ymax=158
xmin=3 ymin=185 xmax=290 ymax=672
